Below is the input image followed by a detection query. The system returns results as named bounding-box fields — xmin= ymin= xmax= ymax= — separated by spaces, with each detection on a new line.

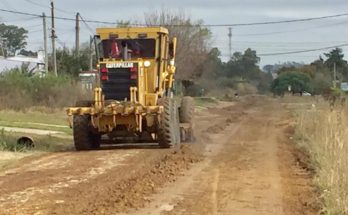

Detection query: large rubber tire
xmin=179 ymin=96 xmax=194 ymax=123
xmin=157 ymin=98 xmax=180 ymax=148
xmin=73 ymin=115 xmax=101 ymax=151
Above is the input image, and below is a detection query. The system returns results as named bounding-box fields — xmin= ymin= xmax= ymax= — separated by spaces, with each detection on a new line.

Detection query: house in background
xmin=79 ymin=70 xmax=98 ymax=90
xmin=0 ymin=50 xmax=46 ymax=76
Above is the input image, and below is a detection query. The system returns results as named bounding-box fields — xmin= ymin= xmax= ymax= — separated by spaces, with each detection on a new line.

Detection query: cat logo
xmin=106 ymin=62 xmax=134 ymax=68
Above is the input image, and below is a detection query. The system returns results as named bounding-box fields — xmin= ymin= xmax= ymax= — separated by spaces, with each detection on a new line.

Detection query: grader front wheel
xmin=73 ymin=115 xmax=101 ymax=151
xmin=157 ymin=98 xmax=180 ymax=148
xmin=179 ymin=96 xmax=195 ymax=142
xmin=180 ymin=96 xmax=194 ymax=123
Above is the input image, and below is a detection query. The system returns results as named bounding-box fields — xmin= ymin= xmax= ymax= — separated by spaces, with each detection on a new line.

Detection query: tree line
xmin=0 ymin=11 xmax=273 ymax=97
xmin=270 ymin=48 xmax=347 ymax=96
xmin=2 ymin=11 xmax=346 ymax=98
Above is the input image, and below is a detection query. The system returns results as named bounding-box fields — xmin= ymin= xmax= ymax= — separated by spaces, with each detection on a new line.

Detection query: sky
xmin=1 ymin=0 xmax=348 ymax=67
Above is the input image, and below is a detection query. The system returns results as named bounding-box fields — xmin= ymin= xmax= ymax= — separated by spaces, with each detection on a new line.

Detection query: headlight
xmin=170 ymin=60 xmax=175 ymax=66
xmin=144 ymin=61 xmax=151 ymax=67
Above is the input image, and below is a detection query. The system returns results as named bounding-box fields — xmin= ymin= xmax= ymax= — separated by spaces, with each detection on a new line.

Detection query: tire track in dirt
xmin=0 ymin=97 xmax=317 ymax=215
xmin=0 ymin=100 xmax=234 ymax=215
xmin=211 ymin=169 xmax=220 ymax=215
xmin=0 ymin=150 xmax=141 ymax=214
xmin=147 ymin=96 xmax=316 ymax=215
xmin=126 ymin=99 xmax=252 ymax=215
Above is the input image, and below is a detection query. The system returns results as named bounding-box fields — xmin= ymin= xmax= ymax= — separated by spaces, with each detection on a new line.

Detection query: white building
xmin=0 ymin=51 xmax=46 ymax=75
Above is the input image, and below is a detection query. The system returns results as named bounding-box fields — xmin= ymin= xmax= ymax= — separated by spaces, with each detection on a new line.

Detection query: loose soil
xmin=0 ymin=96 xmax=317 ymax=215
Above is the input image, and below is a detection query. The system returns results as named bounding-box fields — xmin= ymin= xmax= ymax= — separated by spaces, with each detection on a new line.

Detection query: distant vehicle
xmin=302 ymin=91 xmax=311 ymax=96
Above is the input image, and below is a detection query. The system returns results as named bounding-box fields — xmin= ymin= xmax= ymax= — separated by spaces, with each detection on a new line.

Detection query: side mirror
xmin=169 ymin=37 xmax=177 ymax=59
xmin=94 ymin=35 xmax=101 ymax=60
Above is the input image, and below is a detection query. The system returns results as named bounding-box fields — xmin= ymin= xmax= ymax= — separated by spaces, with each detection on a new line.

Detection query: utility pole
xmin=42 ymin=13 xmax=48 ymax=72
xmin=75 ymin=12 xmax=80 ymax=55
xmin=51 ymin=0 xmax=57 ymax=76
xmin=228 ymin=27 xmax=232 ymax=59
xmin=0 ymin=38 xmax=6 ymax=58
xmin=89 ymin=36 xmax=93 ymax=71
xmin=333 ymin=62 xmax=337 ymax=88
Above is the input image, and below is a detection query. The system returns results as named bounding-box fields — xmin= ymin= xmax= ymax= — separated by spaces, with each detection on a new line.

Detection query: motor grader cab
xmin=67 ymin=27 xmax=194 ymax=150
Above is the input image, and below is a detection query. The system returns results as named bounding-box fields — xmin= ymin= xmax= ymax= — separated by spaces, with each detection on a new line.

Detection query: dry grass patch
xmin=289 ymin=98 xmax=348 ymax=214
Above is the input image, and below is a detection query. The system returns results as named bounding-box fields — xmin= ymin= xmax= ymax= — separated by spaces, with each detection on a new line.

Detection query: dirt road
xmin=0 ymin=96 xmax=316 ymax=215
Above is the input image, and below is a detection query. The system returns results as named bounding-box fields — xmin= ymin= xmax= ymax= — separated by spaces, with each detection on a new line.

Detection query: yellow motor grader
xmin=67 ymin=27 xmax=194 ymax=150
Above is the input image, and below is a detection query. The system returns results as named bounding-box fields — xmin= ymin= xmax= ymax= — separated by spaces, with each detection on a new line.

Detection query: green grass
xmin=0 ymin=129 xmax=73 ymax=152
xmin=0 ymin=109 xmax=67 ymax=125
xmin=0 ymin=110 xmax=72 ymax=134
xmin=0 ymin=129 xmax=27 ymax=152
xmin=0 ymin=128 xmax=73 ymax=171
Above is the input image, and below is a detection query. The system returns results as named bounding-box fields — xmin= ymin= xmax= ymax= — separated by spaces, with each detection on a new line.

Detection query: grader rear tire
xmin=179 ymin=96 xmax=194 ymax=123
xmin=157 ymin=98 xmax=180 ymax=148
xmin=179 ymin=96 xmax=195 ymax=142
xmin=73 ymin=115 xmax=101 ymax=151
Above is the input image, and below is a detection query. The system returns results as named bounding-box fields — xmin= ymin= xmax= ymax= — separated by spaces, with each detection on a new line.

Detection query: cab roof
xmin=96 ymin=27 xmax=169 ymax=35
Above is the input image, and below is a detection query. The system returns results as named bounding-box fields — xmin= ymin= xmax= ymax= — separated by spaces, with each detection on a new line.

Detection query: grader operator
xmin=67 ymin=27 xmax=194 ymax=150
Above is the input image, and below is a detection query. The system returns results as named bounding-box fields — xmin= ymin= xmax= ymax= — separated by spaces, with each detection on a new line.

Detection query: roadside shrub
xmin=185 ymin=84 xmax=205 ymax=97
xmin=236 ymin=82 xmax=258 ymax=95
xmin=0 ymin=70 xmax=89 ymax=110
xmin=216 ymin=77 xmax=236 ymax=89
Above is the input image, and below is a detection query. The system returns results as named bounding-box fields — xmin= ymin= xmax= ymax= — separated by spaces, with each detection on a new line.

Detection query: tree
xmin=324 ymin=48 xmax=348 ymax=80
xmin=223 ymin=48 xmax=261 ymax=80
xmin=144 ymin=10 xmax=212 ymax=81
xmin=310 ymin=72 xmax=331 ymax=95
xmin=0 ymin=23 xmax=28 ymax=56
xmin=116 ymin=20 xmax=131 ymax=28
xmin=257 ymin=71 xmax=273 ymax=94
xmin=55 ymin=45 xmax=90 ymax=76
xmin=191 ymin=47 xmax=223 ymax=93
xmin=18 ymin=49 xmax=37 ymax=57
xmin=271 ymin=71 xmax=311 ymax=96
xmin=324 ymin=48 xmax=346 ymax=69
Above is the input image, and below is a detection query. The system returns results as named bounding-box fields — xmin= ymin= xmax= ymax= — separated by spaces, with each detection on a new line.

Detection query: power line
xmin=1 ymin=17 xmax=40 ymax=23
xmin=79 ymin=14 xmax=95 ymax=35
xmin=258 ymin=43 xmax=348 ymax=56
xmin=0 ymin=8 xmax=41 ymax=18
xmin=234 ymin=19 xmax=348 ymax=37
xmin=215 ymin=40 xmax=348 ymax=44
xmin=220 ymin=54 xmax=323 ymax=58
xmin=29 ymin=29 xmax=42 ymax=33
xmin=23 ymin=0 xmax=47 ymax=9
xmin=1 ymin=0 xmax=17 ymax=12
xmin=1 ymin=8 xmax=348 ymax=27
xmin=22 ymin=24 xmax=42 ymax=28
xmin=23 ymin=0 xmax=76 ymax=15
xmin=210 ymin=13 xmax=348 ymax=27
